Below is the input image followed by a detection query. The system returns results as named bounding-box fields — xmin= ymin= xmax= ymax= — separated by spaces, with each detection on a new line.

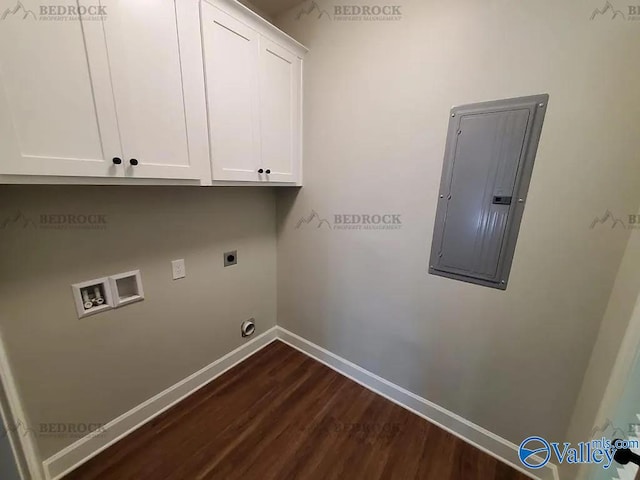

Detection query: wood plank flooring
xmin=66 ymin=340 xmax=531 ymax=480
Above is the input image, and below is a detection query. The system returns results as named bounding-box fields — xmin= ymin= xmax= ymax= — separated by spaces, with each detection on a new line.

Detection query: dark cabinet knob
xmin=257 ymin=168 xmax=264 ymax=174
xmin=265 ymin=169 xmax=271 ymax=174
xmin=129 ymin=159 xmax=139 ymax=166
xmin=112 ymin=157 xmax=122 ymax=165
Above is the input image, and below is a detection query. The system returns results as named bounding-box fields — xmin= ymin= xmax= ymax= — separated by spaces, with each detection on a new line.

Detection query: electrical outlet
xmin=224 ymin=250 xmax=237 ymax=267
xmin=171 ymin=259 xmax=186 ymax=280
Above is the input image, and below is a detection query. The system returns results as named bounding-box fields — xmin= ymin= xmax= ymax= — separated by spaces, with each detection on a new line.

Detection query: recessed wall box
xmin=429 ymin=94 xmax=549 ymax=290
xmin=72 ymin=277 xmax=114 ymax=318
xmin=109 ymin=270 xmax=144 ymax=307
xmin=224 ymin=250 xmax=237 ymax=267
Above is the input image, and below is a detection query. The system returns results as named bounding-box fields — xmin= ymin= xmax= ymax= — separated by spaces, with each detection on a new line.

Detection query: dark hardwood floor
xmin=66 ymin=341 xmax=530 ymax=480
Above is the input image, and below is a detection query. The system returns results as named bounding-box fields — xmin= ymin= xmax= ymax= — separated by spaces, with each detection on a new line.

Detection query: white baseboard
xmin=276 ymin=327 xmax=560 ymax=480
xmin=41 ymin=325 xmax=559 ymax=480
xmin=42 ymin=326 xmax=278 ymax=480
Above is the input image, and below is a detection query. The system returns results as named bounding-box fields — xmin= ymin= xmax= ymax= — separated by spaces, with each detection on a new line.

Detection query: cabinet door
xmin=201 ymin=3 xmax=261 ymax=182
xmin=0 ymin=4 xmax=121 ymax=177
xmin=259 ymin=37 xmax=301 ymax=183
xmin=99 ymin=0 xmax=197 ymax=180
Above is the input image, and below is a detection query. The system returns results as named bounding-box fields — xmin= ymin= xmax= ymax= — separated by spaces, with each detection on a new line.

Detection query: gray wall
xmin=0 ymin=387 xmax=21 ymax=480
xmin=0 ymin=185 xmax=277 ymax=459
xmin=0 ymin=434 xmax=20 ymax=480
xmin=275 ymin=0 xmax=640 ymax=446
xmin=2 ymin=0 xmax=640 ymax=469
xmin=565 ymin=219 xmax=640 ymax=479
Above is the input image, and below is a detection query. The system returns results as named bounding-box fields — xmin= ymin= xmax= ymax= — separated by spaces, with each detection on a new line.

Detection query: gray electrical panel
xmin=429 ymin=94 xmax=549 ymax=290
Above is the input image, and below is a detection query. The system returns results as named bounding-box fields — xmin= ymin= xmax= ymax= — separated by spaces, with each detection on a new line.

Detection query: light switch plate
xmin=172 ymin=259 xmax=186 ymax=280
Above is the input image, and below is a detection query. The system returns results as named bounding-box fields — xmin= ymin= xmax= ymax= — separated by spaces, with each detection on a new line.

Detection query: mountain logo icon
xmin=1 ymin=1 xmax=37 ymax=20
xmin=590 ymin=418 xmax=628 ymax=441
xmin=4 ymin=419 xmax=37 ymax=438
xmin=0 ymin=211 xmax=36 ymax=229
xmin=295 ymin=210 xmax=331 ymax=229
xmin=590 ymin=1 xmax=626 ymax=20
xmin=296 ymin=0 xmax=331 ymax=20
xmin=590 ymin=210 xmax=626 ymax=229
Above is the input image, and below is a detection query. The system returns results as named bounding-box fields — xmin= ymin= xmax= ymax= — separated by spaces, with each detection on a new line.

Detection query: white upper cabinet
xmin=0 ymin=3 xmax=120 ymax=177
xmin=0 ymin=0 xmax=202 ymax=181
xmin=97 ymin=0 xmax=198 ymax=180
xmin=0 ymin=0 xmax=305 ymax=185
xmin=201 ymin=3 xmax=261 ymax=182
xmin=259 ymin=37 xmax=301 ymax=183
xmin=201 ymin=0 xmax=306 ymax=184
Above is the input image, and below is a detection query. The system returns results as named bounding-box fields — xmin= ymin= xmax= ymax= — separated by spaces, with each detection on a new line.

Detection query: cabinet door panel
xmin=0 ymin=7 xmax=121 ymax=177
xmin=259 ymin=38 xmax=300 ymax=183
xmin=101 ymin=0 xmax=196 ymax=179
xmin=201 ymin=3 xmax=261 ymax=182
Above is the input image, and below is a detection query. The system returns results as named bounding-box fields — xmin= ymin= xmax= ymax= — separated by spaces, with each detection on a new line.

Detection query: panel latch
xmin=492 ymin=196 xmax=512 ymax=205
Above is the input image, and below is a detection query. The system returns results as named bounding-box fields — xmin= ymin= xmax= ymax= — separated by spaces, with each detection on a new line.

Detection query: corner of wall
xmin=564 ymin=215 xmax=640 ymax=479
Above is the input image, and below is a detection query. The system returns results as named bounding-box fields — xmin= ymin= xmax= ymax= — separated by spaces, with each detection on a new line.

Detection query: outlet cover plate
xmin=172 ymin=259 xmax=186 ymax=280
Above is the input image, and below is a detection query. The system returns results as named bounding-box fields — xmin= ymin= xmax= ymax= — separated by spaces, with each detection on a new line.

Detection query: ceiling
xmin=245 ymin=0 xmax=305 ymax=17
